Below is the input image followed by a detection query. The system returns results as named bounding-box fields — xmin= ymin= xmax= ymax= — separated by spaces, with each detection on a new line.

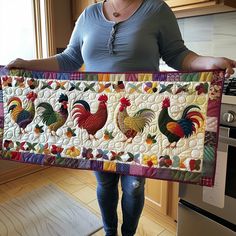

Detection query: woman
xmin=8 ymin=0 xmax=236 ymax=235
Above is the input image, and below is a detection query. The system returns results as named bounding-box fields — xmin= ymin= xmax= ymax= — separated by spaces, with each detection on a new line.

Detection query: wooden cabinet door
xmin=72 ymin=0 xmax=95 ymax=21
xmin=167 ymin=182 xmax=179 ymax=222
xmin=145 ymin=179 xmax=168 ymax=215
xmin=165 ymin=0 xmax=216 ymax=8
xmin=164 ymin=0 xmax=236 ymax=18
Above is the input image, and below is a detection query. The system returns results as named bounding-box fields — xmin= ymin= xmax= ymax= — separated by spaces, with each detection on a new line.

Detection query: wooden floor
xmin=0 ymin=167 xmax=176 ymax=236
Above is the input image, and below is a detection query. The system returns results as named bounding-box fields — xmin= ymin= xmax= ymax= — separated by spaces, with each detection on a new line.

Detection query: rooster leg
xmin=88 ymin=134 xmax=98 ymax=141
xmin=121 ymin=137 xmax=128 ymax=142
xmin=165 ymin=143 xmax=172 ymax=148
xmin=170 ymin=142 xmax=177 ymax=149
xmin=22 ymin=129 xmax=28 ymax=134
xmin=50 ymin=130 xmax=59 ymax=137
xmin=19 ymin=128 xmax=27 ymax=135
xmin=127 ymin=137 xmax=134 ymax=143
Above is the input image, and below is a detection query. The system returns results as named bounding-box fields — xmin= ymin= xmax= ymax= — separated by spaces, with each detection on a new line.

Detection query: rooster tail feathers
xmin=37 ymin=102 xmax=57 ymax=126
xmin=189 ymin=117 xmax=201 ymax=128
xmin=181 ymin=105 xmax=200 ymax=119
xmin=182 ymin=105 xmax=204 ymax=125
xmin=37 ymin=103 xmax=54 ymax=113
xmin=7 ymin=97 xmax=22 ymax=108
xmin=72 ymin=100 xmax=91 ymax=128
xmin=73 ymin=100 xmax=90 ymax=112
xmin=186 ymin=111 xmax=204 ymax=121
xmin=124 ymin=108 xmax=155 ymax=133
xmin=131 ymin=108 xmax=155 ymax=132
xmin=134 ymin=109 xmax=155 ymax=123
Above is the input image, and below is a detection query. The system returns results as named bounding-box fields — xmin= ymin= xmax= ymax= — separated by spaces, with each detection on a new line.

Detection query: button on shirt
xmin=56 ymin=0 xmax=191 ymax=72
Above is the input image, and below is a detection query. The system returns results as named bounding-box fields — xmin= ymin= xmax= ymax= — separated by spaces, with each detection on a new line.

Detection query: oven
xmin=177 ymin=78 xmax=236 ymax=236
xmin=219 ymin=104 xmax=236 ymax=199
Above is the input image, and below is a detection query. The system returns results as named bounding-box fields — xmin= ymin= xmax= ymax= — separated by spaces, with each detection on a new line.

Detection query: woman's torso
xmin=80 ymin=0 xmax=164 ymax=72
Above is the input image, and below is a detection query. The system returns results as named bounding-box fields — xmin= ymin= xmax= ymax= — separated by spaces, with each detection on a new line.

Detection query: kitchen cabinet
xmin=165 ymin=0 xmax=236 ymax=18
xmin=72 ymin=0 xmax=236 ymax=21
xmin=72 ymin=0 xmax=95 ymax=21
xmin=145 ymin=179 xmax=179 ymax=230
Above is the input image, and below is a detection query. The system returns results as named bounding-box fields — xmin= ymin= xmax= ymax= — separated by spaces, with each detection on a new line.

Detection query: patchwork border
xmin=0 ymin=69 xmax=225 ymax=186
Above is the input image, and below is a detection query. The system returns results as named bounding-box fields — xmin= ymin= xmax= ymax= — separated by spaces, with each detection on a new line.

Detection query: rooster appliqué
xmin=158 ymin=97 xmax=204 ymax=148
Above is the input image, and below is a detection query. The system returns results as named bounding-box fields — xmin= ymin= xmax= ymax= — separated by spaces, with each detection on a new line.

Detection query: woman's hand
xmin=7 ymin=58 xmax=28 ymax=69
xmin=208 ymin=57 xmax=236 ymax=78
xmin=6 ymin=57 xmax=60 ymax=72
xmin=183 ymin=52 xmax=236 ymax=78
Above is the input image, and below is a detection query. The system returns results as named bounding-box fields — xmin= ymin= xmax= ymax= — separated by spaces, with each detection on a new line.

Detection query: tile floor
xmin=0 ymin=167 xmax=176 ymax=236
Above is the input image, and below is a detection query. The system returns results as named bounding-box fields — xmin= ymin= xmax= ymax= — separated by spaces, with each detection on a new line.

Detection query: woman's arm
xmin=7 ymin=56 xmax=60 ymax=71
xmin=182 ymin=52 xmax=236 ymax=78
xmin=7 ymin=8 xmax=86 ymax=72
xmin=158 ymin=2 xmax=236 ymax=77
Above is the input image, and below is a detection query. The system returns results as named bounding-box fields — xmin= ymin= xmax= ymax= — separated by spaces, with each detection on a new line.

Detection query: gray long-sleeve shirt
xmin=56 ymin=0 xmax=191 ymax=72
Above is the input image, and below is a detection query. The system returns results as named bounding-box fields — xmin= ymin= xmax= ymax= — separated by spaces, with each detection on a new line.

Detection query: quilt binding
xmin=0 ymin=68 xmax=225 ymax=186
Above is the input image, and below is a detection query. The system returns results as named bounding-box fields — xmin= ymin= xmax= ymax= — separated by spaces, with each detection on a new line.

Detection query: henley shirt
xmin=56 ymin=0 xmax=191 ymax=72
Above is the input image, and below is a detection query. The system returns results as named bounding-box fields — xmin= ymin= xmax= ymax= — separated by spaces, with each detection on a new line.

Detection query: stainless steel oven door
xmin=218 ymin=126 xmax=236 ymax=198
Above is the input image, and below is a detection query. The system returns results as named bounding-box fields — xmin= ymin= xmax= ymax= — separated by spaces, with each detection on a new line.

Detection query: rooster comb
xmin=163 ymin=97 xmax=170 ymax=102
xmin=26 ymin=91 xmax=37 ymax=99
xmin=98 ymin=94 xmax=108 ymax=102
xmin=120 ymin=97 xmax=131 ymax=106
xmin=26 ymin=91 xmax=36 ymax=95
xmin=162 ymin=97 xmax=170 ymax=107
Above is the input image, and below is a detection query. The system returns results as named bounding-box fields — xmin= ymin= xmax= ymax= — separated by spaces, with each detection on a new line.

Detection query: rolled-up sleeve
xmin=56 ymin=11 xmax=85 ymax=71
xmin=157 ymin=2 xmax=192 ymax=70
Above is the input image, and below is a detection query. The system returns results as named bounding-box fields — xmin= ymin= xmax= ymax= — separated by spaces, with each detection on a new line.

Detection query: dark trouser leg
xmin=95 ymin=171 xmax=120 ymax=236
xmin=120 ymin=175 xmax=145 ymax=236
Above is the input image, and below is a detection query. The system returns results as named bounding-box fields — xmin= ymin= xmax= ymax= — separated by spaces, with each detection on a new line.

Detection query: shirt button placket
xmin=108 ymin=23 xmax=118 ymax=55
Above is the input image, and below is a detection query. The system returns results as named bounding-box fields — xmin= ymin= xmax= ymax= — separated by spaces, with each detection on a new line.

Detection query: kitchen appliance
xmin=177 ymin=77 xmax=236 ymax=236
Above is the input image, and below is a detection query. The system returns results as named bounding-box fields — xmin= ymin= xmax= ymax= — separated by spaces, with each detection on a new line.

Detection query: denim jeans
xmin=94 ymin=171 xmax=145 ymax=236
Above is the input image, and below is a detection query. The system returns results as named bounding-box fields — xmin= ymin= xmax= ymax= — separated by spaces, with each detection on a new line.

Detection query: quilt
xmin=0 ymin=68 xmax=225 ymax=186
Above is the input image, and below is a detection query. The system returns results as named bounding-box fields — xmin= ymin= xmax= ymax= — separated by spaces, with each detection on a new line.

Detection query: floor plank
xmin=0 ymin=184 xmax=102 ymax=236
xmin=0 ymin=167 xmax=177 ymax=236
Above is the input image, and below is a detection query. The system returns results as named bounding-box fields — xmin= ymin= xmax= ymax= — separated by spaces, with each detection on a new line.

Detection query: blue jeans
xmin=95 ymin=171 xmax=145 ymax=236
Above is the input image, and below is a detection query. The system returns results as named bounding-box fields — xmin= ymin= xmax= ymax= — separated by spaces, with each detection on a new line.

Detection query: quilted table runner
xmin=0 ymin=68 xmax=225 ymax=186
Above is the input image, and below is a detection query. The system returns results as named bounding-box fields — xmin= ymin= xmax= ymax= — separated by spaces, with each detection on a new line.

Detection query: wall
xmin=160 ymin=11 xmax=236 ymax=73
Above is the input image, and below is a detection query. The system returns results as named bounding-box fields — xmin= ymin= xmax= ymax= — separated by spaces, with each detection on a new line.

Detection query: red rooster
xmin=7 ymin=92 xmax=38 ymax=134
xmin=158 ymin=98 xmax=204 ymax=148
xmin=72 ymin=94 xmax=108 ymax=140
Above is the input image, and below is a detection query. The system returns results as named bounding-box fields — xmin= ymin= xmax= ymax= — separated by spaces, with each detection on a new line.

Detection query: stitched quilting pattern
xmin=0 ymin=69 xmax=224 ymax=186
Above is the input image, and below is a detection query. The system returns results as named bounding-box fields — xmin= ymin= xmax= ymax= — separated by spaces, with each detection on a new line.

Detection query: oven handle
xmin=218 ymin=136 xmax=236 ymax=147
